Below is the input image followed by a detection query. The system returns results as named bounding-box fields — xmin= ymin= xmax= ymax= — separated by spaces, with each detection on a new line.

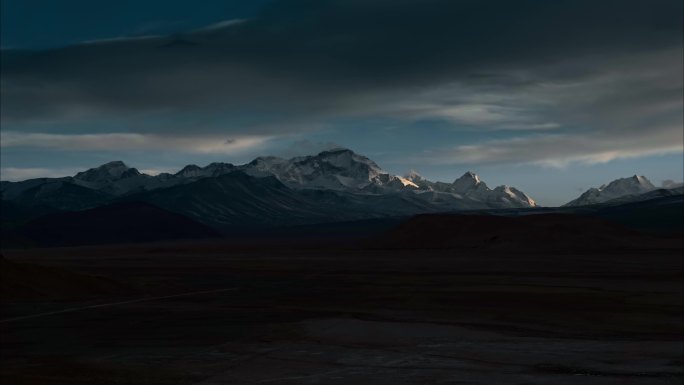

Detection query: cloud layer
xmin=0 ymin=131 xmax=270 ymax=154
xmin=1 ymin=0 xmax=682 ymax=168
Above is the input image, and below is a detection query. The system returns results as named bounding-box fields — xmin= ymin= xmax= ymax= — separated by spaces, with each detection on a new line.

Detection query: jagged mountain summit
xmin=564 ymin=175 xmax=657 ymax=207
xmin=1 ymin=148 xmax=537 ymax=227
xmin=74 ymin=161 xmax=139 ymax=182
xmin=405 ymin=170 xmax=536 ymax=208
xmin=175 ymin=162 xmax=236 ymax=179
xmin=243 ymin=149 xmax=418 ymax=191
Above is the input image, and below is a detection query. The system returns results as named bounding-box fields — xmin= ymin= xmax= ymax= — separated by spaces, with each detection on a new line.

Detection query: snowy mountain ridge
xmin=4 ymin=150 xmax=683 ymax=227
xmin=564 ymin=175 xmax=657 ymax=207
xmin=2 ymin=148 xmax=537 ymax=213
xmin=405 ymin=169 xmax=535 ymax=207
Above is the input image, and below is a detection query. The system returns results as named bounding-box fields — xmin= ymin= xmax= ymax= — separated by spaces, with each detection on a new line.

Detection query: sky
xmin=1 ymin=0 xmax=682 ymax=206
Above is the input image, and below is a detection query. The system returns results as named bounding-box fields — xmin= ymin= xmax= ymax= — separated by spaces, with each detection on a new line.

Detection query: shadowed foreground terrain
xmin=1 ymin=216 xmax=682 ymax=384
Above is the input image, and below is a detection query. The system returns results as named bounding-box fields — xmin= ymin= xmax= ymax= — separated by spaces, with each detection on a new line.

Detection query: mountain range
xmin=1 ymin=148 xmax=682 ymax=233
xmin=564 ymin=175 xmax=683 ymax=207
xmin=1 ymin=149 xmax=536 ymax=228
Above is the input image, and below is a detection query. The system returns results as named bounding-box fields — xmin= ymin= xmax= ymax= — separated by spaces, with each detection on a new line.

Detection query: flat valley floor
xmin=1 ymin=240 xmax=682 ymax=384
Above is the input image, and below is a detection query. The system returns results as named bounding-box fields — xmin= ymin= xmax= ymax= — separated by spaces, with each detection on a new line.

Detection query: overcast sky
xmin=1 ymin=0 xmax=682 ymax=205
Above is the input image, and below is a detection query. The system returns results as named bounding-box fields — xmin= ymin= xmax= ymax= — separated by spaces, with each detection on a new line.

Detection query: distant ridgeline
xmin=1 ymin=149 xmax=682 ymax=246
xmin=1 ymin=149 xmax=535 ymax=228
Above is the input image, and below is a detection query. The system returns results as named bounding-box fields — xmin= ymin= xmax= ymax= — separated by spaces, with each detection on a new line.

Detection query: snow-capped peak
xmin=598 ymin=175 xmax=655 ymax=194
xmin=564 ymin=175 xmax=656 ymax=206
xmin=201 ymin=162 xmax=236 ymax=177
xmin=396 ymin=176 xmax=420 ymax=188
xmin=247 ymin=156 xmax=287 ymax=171
xmin=493 ymin=185 xmax=537 ymax=207
xmin=238 ymin=148 xmax=422 ymax=192
xmin=451 ymin=171 xmax=485 ymax=193
xmin=103 ymin=160 xmax=127 ymax=168
xmin=632 ymin=175 xmax=653 ymax=187
xmin=74 ymin=161 xmax=140 ymax=182
xmin=405 ymin=169 xmax=426 ymax=182
xmin=459 ymin=171 xmax=480 ymax=183
xmin=171 ymin=163 xmax=237 ymax=180
xmin=275 ymin=149 xmax=384 ymax=190
xmin=175 ymin=164 xmax=204 ymax=178
xmin=310 ymin=148 xmax=383 ymax=172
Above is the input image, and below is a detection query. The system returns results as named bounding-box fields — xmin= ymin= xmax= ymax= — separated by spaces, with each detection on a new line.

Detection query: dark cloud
xmin=0 ymin=0 xmax=274 ymax=49
xmin=1 ymin=0 xmax=682 ymax=165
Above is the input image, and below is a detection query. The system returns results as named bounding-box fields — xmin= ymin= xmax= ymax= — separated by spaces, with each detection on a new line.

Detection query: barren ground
xmin=1 ymin=239 xmax=682 ymax=384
